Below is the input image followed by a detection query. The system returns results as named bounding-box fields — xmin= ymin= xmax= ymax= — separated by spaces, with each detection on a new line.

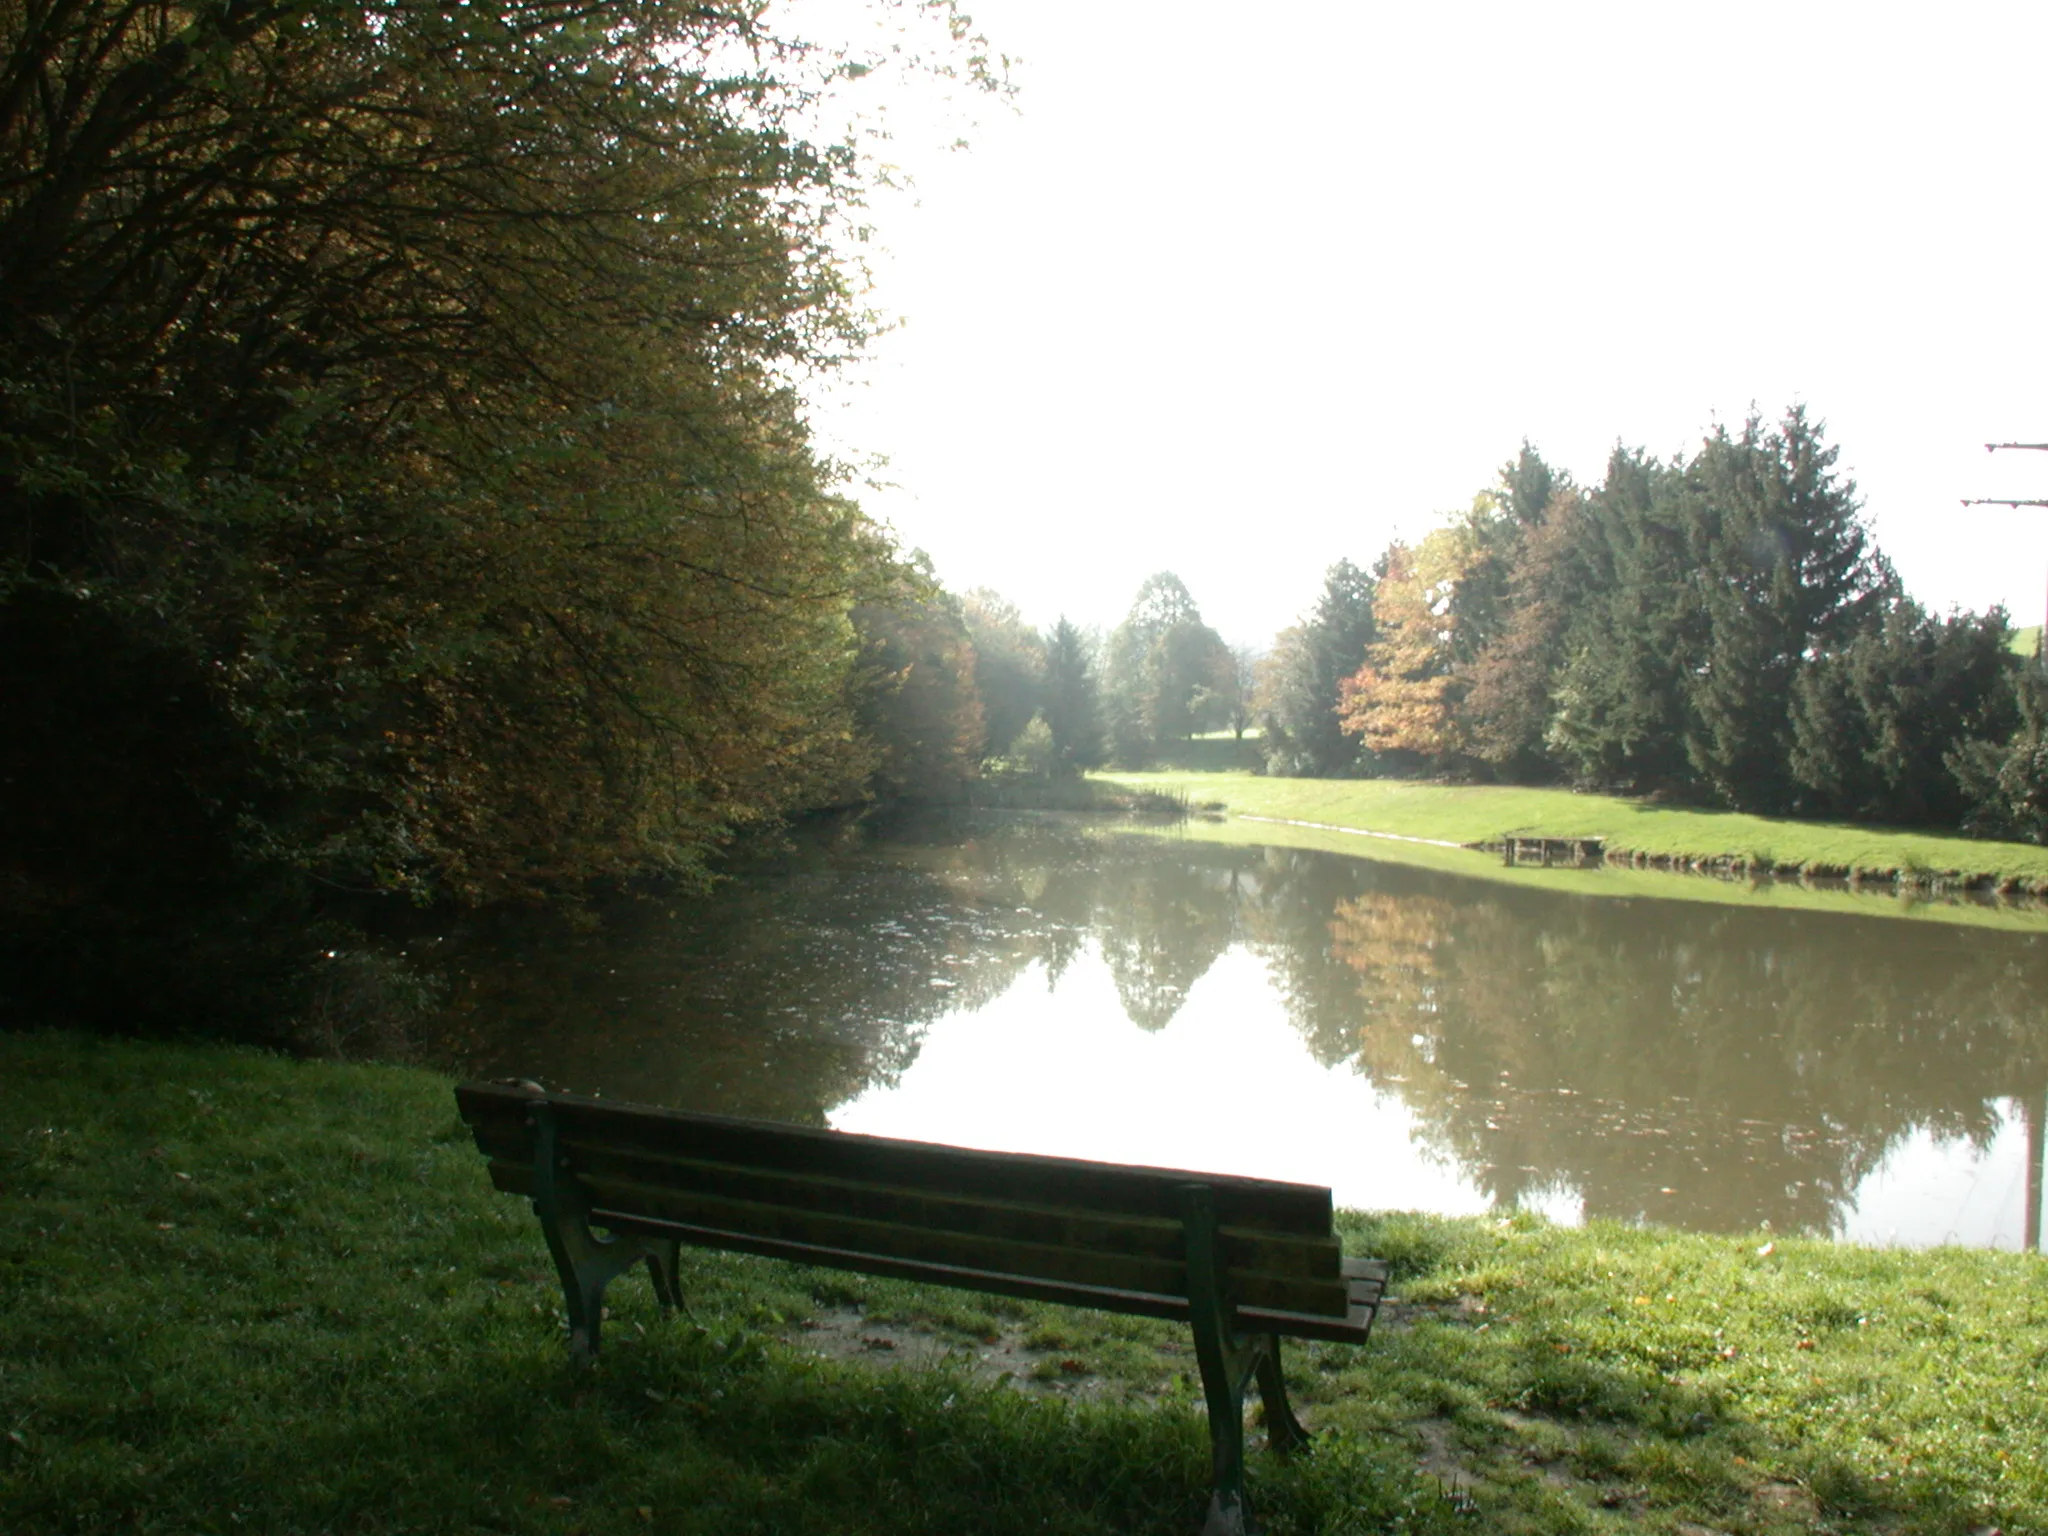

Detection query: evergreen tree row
xmin=1253 ymin=408 xmax=2047 ymax=842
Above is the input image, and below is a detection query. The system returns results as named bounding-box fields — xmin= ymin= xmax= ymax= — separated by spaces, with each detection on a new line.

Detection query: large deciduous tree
xmin=1455 ymin=447 xmax=1583 ymax=778
xmin=1336 ymin=536 xmax=1471 ymax=767
xmin=0 ymin=0 xmax=990 ymax=1028
xmin=961 ymin=589 xmax=1045 ymax=759
xmin=849 ymin=559 xmax=985 ymax=804
xmin=1102 ymin=573 xmax=1229 ymax=763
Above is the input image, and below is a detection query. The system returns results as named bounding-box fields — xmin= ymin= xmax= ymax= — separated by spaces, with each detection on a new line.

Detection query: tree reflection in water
xmin=431 ymin=813 xmax=2048 ymax=1246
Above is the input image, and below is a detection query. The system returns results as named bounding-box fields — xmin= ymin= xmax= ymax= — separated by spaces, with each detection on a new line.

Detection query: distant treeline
xmin=1262 ymin=415 xmax=2045 ymax=839
xmin=940 ymin=411 xmax=2048 ymax=849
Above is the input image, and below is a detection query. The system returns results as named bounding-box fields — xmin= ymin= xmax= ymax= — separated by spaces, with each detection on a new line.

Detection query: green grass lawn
xmin=5 ymin=1032 xmax=2047 ymax=1535
xmin=2010 ymin=624 xmax=2041 ymax=659
xmin=1144 ymin=732 xmax=1265 ymax=773
xmin=1094 ymin=771 xmax=2048 ymax=897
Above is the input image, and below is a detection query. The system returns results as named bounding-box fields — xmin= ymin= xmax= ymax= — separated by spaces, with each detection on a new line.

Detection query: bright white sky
xmin=803 ymin=1 xmax=2048 ymax=647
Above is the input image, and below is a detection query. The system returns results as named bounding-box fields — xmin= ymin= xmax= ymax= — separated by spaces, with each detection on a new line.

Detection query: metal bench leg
xmin=1254 ymin=1340 xmax=1310 ymax=1456
xmin=1183 ymin=1185 xmax=1265 ymax=1536
xmin=527 ymin=1101 xmax=671 ymax=1365
xmin=644 ymin=1238 xmax=683 ymax=1313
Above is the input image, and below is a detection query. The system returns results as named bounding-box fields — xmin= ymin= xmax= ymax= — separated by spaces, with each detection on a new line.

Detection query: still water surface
xmin=436 ymin=814 xmax=2048 ymax=1250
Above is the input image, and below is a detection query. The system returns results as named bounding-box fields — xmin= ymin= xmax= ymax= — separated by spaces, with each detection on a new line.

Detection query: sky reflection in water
xmin=440 ymin=816 xmax=2048 ymax=1250
xmin=833 ymin=944 xmax=1496 ymax=1218
xmin=834 ymin=939 xmax=2040 ymax=1250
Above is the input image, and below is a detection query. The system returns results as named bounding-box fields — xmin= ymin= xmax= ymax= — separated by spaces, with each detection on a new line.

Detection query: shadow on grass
xmin=1335 ymin=1212 xmax=2005 ymax=1536
xmin=5 ymin=1290 xmax=1456 ymax=1536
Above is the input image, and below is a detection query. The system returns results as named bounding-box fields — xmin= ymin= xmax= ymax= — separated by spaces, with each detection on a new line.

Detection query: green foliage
xmin=1546 ymin=447 xmax=1711 ymax=792
xmin=1680 ymin=409 xmax=1895 ymax=811
xmin=1790 ymin=601 xmax=2020 ymax=825
xmin=1536 ymin=411 xmax=1894 ymax=808
xmin=1949 ymin=669 xmax=2048 ymax=845
xmin=1199 ymin=643 xmax=1257 ymax=742
xmin=962 ymin=590 xmax=1046 ymax=761
xmin=1103 ymin=574 xmax=1230 ymax=765
xmin=2 ymin=0 xmax=894 ymax=900
xmin=1255 ymin=409 xmax=2048 ymax=841
xmin=1258 ymin=559 xmax=1377 ymax=776
xmin=1460 ymin=452 xmax=1583 ymax=778
xmin=0 ymin=0 xmax=1002 ymax=1025
xmin=1000 ymin=714 xmax=1059 ymax=778
xmin=1315 ymin=414 xmax=2048 ymax=842
xmin=1040 ymin=617 xmax=1106 ymax=771
xmin=849 ymin=558 xmax=985 ymax=804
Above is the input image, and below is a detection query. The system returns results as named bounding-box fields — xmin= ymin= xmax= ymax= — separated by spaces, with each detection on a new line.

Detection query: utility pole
xmin=1961 ymin=442 xmax=2048 ymax=666
xmin=1968 ymin=447 xmax=2048 ymax=1251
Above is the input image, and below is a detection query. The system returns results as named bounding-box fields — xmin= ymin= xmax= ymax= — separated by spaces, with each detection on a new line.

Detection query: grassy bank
xmin=1094 ymin=770 xmax=2048 ymax=898
xmin=6 ymin=1033 xmax=2047 ymax=1534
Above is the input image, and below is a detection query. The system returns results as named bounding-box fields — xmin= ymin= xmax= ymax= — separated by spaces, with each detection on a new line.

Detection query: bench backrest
xmin=455 ymin=1081 xmax=1351 ymax=1321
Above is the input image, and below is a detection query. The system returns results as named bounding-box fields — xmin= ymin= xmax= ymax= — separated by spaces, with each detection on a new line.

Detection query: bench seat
xmin=456 ymin=1080 xmax=1388 ymax=1536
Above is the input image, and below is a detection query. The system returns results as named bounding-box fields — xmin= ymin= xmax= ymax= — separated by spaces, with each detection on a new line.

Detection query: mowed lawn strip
xmin=4 ymin=1032 xmax=2047 ymax=1534
xmin=1095 ymin=770 xmax=2048 ymax=891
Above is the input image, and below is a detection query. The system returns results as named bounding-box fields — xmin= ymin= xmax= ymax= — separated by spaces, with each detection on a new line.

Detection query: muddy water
xmin=432 ymin=813 xmax=2048 ymax=1249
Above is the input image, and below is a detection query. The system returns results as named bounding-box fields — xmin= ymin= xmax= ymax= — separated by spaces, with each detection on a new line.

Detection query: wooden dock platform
xmin=1489 ymin=835 xmax=1606 ymax=868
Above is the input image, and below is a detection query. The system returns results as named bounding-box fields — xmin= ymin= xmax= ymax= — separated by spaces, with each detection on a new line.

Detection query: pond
xmin=431 ymin=812 xmax=2048 ymax=1251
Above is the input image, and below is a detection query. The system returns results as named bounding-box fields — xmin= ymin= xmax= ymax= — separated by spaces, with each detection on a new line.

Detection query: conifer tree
xmin=1681 ymin=409 xmax=1894 ymax=811
xmin=1041 ymin=618 xmax=1106 ymax=771
xmin=1791 ymin=601 xmax=2020 ymax=824
xmin=1950 ymin=670 xmax=2048 ymax=844
xmin=1547 ymin=448 xmax=1711 ymax=792
xmin=1258 ymin=560 xmax=1377 ymax=775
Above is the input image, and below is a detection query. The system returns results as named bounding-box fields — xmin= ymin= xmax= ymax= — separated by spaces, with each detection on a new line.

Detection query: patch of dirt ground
xmin=785 ymin=1305 xmax=1172 ymax=1403
xmin=782 ymin=1306 xmax=1851 ymax=1531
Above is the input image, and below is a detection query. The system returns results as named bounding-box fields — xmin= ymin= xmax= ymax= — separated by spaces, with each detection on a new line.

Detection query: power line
xmin=1966 ymin=443 xmax=2048 ymax=653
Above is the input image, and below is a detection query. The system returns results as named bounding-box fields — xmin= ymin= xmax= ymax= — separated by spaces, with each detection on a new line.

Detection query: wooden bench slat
xmin=486 ymin=1159 xmax=1353 ymax=1318
xmin=588 ymin=1207 xmax=1198 ymax=1322
xmin=577 ymin=1206 xmax=1383 ymax=1347
xmin=472 ymin=1135 xmax=1346 ymax=1283
xmin=457 ymin=1082 xmax=1333 ymax=1235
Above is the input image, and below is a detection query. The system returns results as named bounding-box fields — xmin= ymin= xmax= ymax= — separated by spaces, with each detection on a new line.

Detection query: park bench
xmin=455 ymin=1080 xmax=1388 ymax=1536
